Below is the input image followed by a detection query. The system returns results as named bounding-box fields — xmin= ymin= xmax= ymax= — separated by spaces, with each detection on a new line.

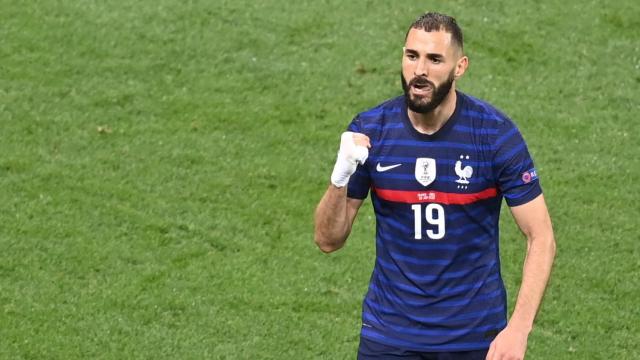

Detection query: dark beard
xmin=401 ymin=70 xmax=455 ymax=114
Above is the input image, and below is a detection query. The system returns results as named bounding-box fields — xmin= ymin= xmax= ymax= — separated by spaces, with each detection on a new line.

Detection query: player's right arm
xmin=314 ymin=188 xmax=363 ymax=253
xmin=314 ymin=132 xmax=370 ymax=253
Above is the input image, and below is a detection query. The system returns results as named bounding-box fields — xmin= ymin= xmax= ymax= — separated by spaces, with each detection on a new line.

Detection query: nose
xmin=414 ymin=58 xmax=429 ymax=77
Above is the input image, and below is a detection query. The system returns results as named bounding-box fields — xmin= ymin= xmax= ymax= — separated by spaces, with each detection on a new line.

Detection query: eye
xmin=406 ymin=53 xmax=417 ymax=61
xmin=431 ymin=57 xmax=443 ymax=64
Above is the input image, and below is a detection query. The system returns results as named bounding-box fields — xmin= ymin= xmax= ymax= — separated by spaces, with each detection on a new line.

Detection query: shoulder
xmin=347 ymin=96 xmax=405 ymax=141
xmin=350 ymin=96 xmax=403 ymax=125
xmin=459 ymin=92 xmax=511 ymax=125
xmin=458 ymin=92 xmax=521 ymax=138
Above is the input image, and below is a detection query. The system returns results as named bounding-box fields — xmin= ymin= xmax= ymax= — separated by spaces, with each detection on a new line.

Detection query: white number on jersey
xmin=411 ymin=203 xmax=445 ymax=240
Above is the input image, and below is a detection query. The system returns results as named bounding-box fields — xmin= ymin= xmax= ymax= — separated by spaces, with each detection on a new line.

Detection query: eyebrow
xmin=404 ymin=48 xmax=445 ymax=60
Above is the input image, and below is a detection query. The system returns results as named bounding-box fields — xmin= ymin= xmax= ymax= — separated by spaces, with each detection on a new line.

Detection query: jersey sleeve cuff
xmin=347 ymin=187 xmax=370 ymax=200
xmin=504 ymin=183 xmax=543 ymax=207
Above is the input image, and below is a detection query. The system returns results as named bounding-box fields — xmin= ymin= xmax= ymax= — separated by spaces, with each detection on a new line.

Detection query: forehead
xmin=404 ymin=28 xmax=455 ymax=55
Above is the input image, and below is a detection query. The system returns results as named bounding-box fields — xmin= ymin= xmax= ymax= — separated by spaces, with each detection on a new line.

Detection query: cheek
xmin=401 ymin=61 xmax=414 ymax=78
xmin=431 ymin=66 xmax=454 ymax=83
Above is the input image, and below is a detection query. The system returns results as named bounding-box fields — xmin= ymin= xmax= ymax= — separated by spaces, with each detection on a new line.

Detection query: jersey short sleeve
xmin=492 ymin=119 xmax=542 ymax=207
xmin=345 ymin=116 xmax=371 ymax=200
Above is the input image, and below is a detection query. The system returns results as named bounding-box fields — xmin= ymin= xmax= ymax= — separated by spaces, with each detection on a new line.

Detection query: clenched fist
xmin=330 ymin=132 xmax=371 ymax=188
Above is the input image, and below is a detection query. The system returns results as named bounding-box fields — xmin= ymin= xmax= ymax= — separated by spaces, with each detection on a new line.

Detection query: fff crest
xmin=415 ymin=158 xmax=436 ymax=186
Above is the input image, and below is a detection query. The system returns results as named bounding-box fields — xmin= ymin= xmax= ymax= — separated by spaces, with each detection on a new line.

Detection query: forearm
xmin=314 ymin=132 xmax=369 ymax=253
xmin=508 ymin=233 xmax=556 ymax=333
xmin=314 ymin=185 xmax=352 ymax=253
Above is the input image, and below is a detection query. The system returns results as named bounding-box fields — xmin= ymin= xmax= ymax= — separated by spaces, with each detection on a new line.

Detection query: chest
xmin=367 ymin=136 xmax=495 ymax=193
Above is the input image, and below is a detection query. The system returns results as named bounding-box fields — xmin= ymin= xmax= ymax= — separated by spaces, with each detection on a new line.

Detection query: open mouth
xmin=411 ymin=81 xmax=432 ymax=95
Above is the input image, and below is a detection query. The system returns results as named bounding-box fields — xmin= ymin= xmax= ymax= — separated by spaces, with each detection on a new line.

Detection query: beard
xmin=401 ymin=70 xmax=456 ymax=114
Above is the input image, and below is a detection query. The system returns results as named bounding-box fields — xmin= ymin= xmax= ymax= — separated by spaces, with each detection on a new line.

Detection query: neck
xmin=407 ymin=89 xmax=457 ymax=135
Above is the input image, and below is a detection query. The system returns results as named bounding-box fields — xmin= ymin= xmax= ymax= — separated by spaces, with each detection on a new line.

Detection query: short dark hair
xmin=406 ymin=12 xmax=464 ymax=51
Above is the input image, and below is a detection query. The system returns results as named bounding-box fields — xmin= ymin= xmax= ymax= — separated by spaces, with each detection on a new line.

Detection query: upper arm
xmin=509 ymin=194 xmax=554 ymax=242
xmin=492 ymin=119 xmax=542 ymax=207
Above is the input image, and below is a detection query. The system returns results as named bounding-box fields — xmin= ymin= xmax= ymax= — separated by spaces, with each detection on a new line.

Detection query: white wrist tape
xmin=330 ymin=132 xmax=369 ymax=188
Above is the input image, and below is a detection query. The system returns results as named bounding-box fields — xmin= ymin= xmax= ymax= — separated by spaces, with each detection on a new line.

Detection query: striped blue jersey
xmin=346 ymin=91 xmax=542 ymax=351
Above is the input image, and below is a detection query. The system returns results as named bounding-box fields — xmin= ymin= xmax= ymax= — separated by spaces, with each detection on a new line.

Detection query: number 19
xmin=411 ymin=204 xmax=445 ymax=240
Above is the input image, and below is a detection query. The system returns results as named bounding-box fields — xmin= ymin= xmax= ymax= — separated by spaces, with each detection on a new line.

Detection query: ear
xmin=454 ymin=55 xmax=469 ymax=79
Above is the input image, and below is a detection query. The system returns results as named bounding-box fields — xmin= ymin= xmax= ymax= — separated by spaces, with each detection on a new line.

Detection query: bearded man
xmin=314 ymin=12 xmax=556 ymax=360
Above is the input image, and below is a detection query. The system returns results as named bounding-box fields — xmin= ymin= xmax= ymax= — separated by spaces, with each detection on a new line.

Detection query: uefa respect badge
xmin=521 ymin=168 xmax=538 ymax=184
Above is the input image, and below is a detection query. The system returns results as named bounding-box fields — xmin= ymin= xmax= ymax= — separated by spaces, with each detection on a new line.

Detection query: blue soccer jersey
xmin=346 ymin=91 xmax=542 ymax=351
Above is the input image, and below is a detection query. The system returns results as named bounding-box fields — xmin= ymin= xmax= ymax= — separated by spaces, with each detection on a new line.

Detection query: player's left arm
xmin=486 ymin=194 xmax=556 ymax=360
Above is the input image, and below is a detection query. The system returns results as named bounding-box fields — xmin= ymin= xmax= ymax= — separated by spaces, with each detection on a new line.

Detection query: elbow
xmin=542 ymin=230 xmax=556 ymax=254
xmin=549 ymin=235 xmax=557 ymax=257
xmin=314 ymin=233 xmax=345 ymax=254
xmin=317 ymin=242 xmax=342 ymax=254
xmin=528 ymin=232 xmax=556 ymax=258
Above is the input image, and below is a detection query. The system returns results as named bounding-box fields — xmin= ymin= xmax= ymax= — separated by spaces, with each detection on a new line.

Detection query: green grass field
xmin=1 ymin=0 xmax=639 ymax=359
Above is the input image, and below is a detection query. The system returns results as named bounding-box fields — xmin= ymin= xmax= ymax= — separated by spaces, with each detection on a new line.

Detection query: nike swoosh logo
xmin=376 ymin=163 xmax=402 ymax=172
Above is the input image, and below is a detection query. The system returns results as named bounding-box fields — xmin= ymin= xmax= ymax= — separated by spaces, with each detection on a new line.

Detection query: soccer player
xmin=314 ymin=12 xmax=556 ymax=360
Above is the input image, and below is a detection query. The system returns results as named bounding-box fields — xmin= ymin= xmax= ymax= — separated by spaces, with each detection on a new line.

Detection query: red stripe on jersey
xmin=373 ymin=187 xmax=498 ymax=205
